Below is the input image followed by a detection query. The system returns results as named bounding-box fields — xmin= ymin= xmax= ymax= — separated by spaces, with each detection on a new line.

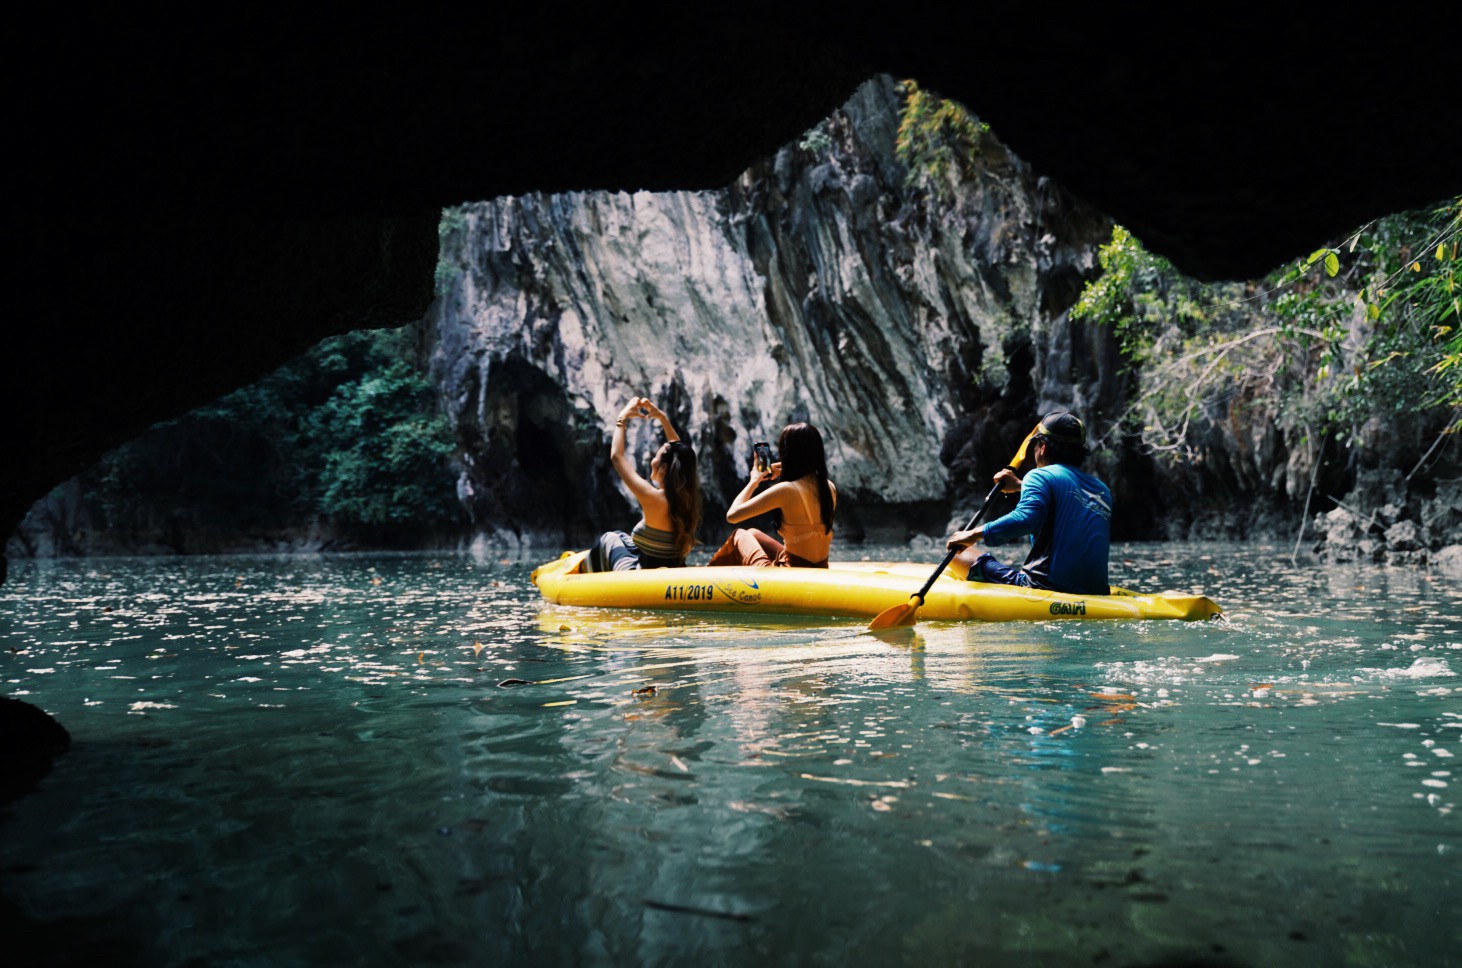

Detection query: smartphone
xmin=753 ymin=442 xmax=774 ymax=474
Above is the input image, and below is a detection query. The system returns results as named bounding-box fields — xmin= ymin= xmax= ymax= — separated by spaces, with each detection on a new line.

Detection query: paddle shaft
xmin=911 ymin=480 xmax=1005 ymax=604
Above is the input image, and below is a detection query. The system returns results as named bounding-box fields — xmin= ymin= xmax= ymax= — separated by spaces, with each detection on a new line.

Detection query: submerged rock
xmin=0 ymin=696 xmax=71 ymax=804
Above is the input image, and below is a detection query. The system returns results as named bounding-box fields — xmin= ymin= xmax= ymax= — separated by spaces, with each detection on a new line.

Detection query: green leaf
xmin=1324 ymin=252 xmax=1340 ymax=277
xmin=1367 ymin=302 xmax=1380 ymax=321
xmin=1306 ymin=248 xmax=1328 ymax=266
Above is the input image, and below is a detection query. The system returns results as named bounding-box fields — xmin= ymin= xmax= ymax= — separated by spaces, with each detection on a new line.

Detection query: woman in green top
xmin=583 ymin=396 xmax=702 ymax=571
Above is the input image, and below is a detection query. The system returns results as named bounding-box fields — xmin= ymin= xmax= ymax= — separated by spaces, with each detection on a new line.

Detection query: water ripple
xmin=2 ymin=545 xmax=1459 ymax=966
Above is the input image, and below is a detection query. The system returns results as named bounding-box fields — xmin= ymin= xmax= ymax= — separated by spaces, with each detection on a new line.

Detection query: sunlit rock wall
xmin=426 ymin=76 xmax=1116 ymax=548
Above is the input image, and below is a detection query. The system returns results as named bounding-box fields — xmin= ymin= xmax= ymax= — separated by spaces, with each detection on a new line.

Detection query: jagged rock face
xmin=1312 ymin=472 xmax=1462 ymax=566
xmin=428 ymin=78 xmax=1117 ymax=546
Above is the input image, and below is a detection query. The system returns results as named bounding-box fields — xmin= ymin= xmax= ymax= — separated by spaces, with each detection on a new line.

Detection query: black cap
xmin=1036 ymin=412 xmax=1085 ymax=445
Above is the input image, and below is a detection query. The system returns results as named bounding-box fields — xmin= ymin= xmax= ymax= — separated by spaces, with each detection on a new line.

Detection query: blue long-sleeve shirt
xmin=981 ymin=464 xmax=1112 ymax=594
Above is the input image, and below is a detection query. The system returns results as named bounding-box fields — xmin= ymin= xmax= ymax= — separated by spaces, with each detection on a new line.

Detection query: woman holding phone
xmin=708 ymin=422 xmax=836 ymax=568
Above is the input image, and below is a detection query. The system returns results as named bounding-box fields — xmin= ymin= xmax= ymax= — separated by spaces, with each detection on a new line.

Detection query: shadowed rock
xmin=0 ymin=697 xmax=71 ymax=805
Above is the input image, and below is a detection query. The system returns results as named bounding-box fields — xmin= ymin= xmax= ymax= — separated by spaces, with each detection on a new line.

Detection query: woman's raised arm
xmin=726 ymin=457 xmax=793 ymax=523
xmin=609 ymin=398 xmax=654 ymax=494
xmin=637 ymin=399 xmax=679 ymax=442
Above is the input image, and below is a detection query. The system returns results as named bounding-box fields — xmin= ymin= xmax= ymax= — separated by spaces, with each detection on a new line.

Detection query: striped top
xmin=631 ymin=520 xmax=686 ymax=567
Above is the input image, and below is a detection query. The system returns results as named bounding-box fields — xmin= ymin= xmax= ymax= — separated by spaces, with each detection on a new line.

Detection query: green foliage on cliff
xmin=435 ymin=207 xmax=468 ymax=296
xmin=1269 ymin=197 xmax=1459 ymax=436
xmin=1355 ymin=198 xmax=1459 ymax=421
xmin=798 ymin=122 xmax=834 ymax=157
xmin=79 ymin=327 xmax=464 ymax=543
xmin=1072 ymin=226 xmax=1240 ymax=366
xmin=1073 ymin=197 xmax=1461 ymax=461
xmin=895 ymin=80 xmax=989 ymax=198
xmin=310 ymin=356 xmax=460 ymax=527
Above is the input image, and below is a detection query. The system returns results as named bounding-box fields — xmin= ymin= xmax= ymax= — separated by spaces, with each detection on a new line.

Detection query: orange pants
xmin=707 ymin=528 xmax=826 ymax=568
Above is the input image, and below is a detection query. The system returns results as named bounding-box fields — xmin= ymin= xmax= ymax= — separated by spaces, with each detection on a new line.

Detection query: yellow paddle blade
xmin=1007 ymin=423 xmax=1043 ymax=470
xmin=868 ymin=596 xmax=921 ymax=631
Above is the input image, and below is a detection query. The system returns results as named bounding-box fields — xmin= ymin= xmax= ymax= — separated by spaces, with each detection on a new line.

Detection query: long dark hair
xmin=776 ymin=423 xmax=834 ymax=533
xmin=659 ymin=440 xmax=702 ymax=554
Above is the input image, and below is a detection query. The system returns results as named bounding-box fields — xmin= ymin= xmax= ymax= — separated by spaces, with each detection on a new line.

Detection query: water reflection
xmin=1 ymin=545 xmax=1458 ymax=966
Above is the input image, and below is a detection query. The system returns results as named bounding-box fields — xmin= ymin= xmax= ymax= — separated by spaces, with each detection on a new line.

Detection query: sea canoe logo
xmin=711 ymin=578 xmax=762 ymax=605
xmin=1049 ymin=601 xmax=1087 ymax=616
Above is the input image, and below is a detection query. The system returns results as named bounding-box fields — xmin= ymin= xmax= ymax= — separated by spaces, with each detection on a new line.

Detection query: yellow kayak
xmin=531 ymin=552 xmax=1222 ymax=622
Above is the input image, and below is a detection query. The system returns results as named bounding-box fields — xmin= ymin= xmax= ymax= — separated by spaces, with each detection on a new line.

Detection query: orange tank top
xmin=776 ymin=478 xmax=834 ymax=564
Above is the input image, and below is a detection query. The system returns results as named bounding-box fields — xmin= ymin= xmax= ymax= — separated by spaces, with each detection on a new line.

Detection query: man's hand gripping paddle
xmin=867 ymin=429 xmax=1040 ymax=633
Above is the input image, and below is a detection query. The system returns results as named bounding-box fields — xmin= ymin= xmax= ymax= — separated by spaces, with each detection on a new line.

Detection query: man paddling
xmin=945 ymin=411 xmax=1113 ymax=595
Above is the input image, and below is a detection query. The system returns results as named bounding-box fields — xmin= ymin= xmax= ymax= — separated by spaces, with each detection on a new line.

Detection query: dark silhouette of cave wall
xmin=7 ymin=10 xmax=1460 ymax=577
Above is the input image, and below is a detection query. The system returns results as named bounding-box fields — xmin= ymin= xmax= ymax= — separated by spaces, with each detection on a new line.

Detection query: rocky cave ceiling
xmin=5 ymin=9 xmax=1459 ymax=559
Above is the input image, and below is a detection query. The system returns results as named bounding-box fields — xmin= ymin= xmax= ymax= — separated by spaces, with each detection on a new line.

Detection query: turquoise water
xmin=1 ymin=544 xmax=1457 ymax=966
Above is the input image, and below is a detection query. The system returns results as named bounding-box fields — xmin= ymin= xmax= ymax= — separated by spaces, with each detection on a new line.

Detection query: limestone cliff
xmin=13 ymin=75 xmax=1455 ymax=564
xmin=427 ymin=76 xmax=1117 ymax=548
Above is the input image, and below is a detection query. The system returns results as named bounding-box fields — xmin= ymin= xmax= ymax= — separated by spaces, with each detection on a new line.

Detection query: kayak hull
xmin=531 ymin=552 xmax=1221 ymax=622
